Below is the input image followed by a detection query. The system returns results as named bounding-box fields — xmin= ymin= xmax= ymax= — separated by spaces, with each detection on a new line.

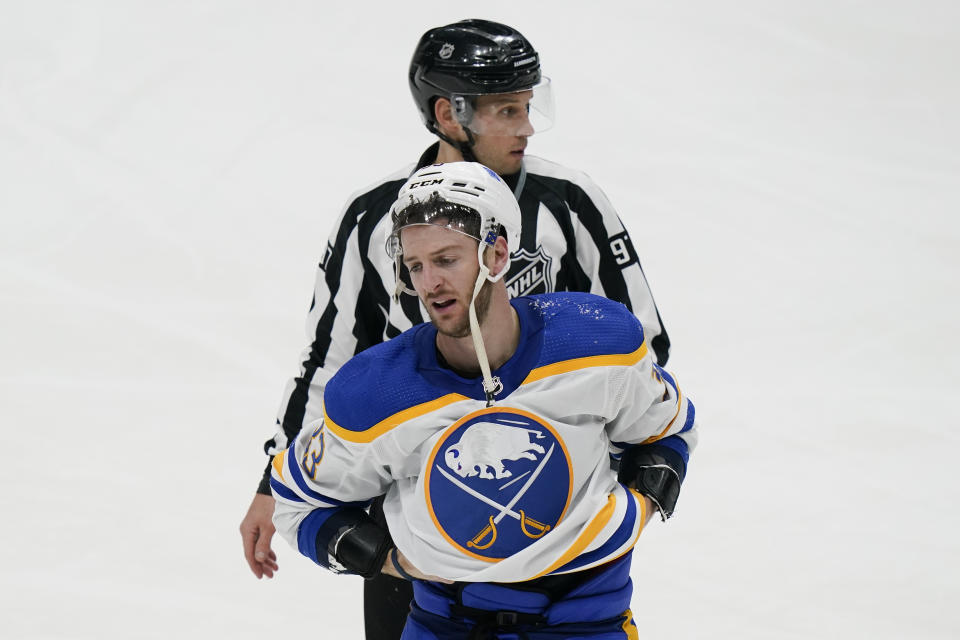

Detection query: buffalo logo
xmin=506 ymin=246 xmax=553 ymax=297
xmin=425 ymin=407 xmax=572 ymax=561
xmin=445 ymin=422 xmax=546 ymax=479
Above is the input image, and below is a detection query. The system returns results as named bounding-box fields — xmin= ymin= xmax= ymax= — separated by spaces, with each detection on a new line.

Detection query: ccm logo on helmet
xmin=409 ymin=179 xmax=444 ymax=189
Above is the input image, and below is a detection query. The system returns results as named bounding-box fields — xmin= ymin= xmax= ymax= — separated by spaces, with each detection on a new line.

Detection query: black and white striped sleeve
xmin=256 ymin=174 xmax=409 ymax=492
xmin=565 ymin=174 xmax=670 ymax=365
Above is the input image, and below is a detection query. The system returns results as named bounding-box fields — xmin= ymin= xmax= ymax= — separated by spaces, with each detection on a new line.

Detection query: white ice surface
xmin=2 ymin=1 xmax=958 ymax=638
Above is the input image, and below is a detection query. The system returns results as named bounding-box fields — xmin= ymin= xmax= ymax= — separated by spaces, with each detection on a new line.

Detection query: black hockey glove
xmin=618 ymin=443 xmax=686 ymax=521
xmin=321 ymin=509 xmax=393 ymax=580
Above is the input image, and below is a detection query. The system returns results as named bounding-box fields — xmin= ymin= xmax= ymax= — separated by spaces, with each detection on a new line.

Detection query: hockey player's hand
xmin=382 ymin=548 xmax=453 ymax=583
xmin=240 ymin=493 xmax=280 ymax=579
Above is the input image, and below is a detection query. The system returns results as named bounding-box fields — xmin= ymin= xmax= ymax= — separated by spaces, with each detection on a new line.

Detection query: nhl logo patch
xmin=439 ymin=43 xmax=455 ymax=59
xmin=424 ymin=407 xmax=572 ymax=561
xmin=506 ymin=246 xmax=553 ymax=297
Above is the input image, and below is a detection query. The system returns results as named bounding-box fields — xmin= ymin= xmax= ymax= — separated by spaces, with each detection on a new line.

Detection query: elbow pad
xmin=323 ymin=509 xmax=393 ymax=580
xmin=618 ymin=444 xmax=686 ymax=520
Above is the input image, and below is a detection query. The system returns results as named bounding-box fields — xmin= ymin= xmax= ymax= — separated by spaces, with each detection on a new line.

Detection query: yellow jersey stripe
xmin=272 ymin=448 xmax=287 ymax=483
xmin=522 ymin=342 xmax=648 ymax=386
xmin=530 ymin=492 xmax=617 ymax=580
xmin=629 ymin=488 xmax=649 ymax=542
xmin=570 ymin=489 xmax=649 ymax=575
xmin=642 ymin=386 xmax=683 ymax=445
xmin=325 ymin=393 xmax=469 ymax=443
xmin=621 ymin=608 xmax=640 ymax=640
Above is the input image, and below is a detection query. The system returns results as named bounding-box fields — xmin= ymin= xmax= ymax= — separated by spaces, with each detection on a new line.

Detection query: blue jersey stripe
xmin=270 ymin=477 xmax=306 ymax=503
xmin=653 ymin=363 xmax=678 ymax=396
xmin=679 ymin=400 xmax=695 ymax=434
xmin=285 ymin=445 xmax=368 ymax=508
xmin=296 ymin=507 xmax=339 ymax=566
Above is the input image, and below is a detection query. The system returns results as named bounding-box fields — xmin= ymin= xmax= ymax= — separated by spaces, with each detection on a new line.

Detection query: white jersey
xmin=271 ymin=293 xmax=697 ymax=582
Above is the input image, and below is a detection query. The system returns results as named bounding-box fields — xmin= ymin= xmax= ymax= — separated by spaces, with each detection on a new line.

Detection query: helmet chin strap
xmin=393 ymin=259 xmax=417 ymax=302
xmin=457 ymin=129 xmax=479 ymax=163
xmin=469 ymin=242 xmax=506 ymax=407
xmin=434 ymin=126 xmax=479 ymax=163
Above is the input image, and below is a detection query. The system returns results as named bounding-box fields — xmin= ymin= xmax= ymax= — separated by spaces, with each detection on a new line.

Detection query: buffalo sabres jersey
xmin=271 ymin=292 xmax=697 ymax=583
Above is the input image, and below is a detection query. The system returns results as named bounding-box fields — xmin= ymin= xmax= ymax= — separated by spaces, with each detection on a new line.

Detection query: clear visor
xmin=451 ymin=76 xmax=554 ymax=137
xmin=385 ymin=204 xmax=482 ymax=259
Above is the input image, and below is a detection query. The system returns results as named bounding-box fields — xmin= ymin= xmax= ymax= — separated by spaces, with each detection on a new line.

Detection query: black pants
xmin=364 ymin=496 xmax=414 ymax=640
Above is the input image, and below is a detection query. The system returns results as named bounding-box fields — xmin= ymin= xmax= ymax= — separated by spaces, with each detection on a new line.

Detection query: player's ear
xmin=488 ymin=236 xmax=510 ymax=277
xmin=434 ymin=98 xmax=467 ymax=142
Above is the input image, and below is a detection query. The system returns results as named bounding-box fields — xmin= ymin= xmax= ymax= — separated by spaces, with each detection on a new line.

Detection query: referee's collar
xmin=413 ymin=143 xmax=523 ymax=195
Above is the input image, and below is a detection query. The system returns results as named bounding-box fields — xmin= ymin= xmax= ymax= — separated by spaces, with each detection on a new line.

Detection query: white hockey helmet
xmin=387 ymin=161 xmax=521 ymax=406
xmin=387 ymin=161 xmax=521 ymax=262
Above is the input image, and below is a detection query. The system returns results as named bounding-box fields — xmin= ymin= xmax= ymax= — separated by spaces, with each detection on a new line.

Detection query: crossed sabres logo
xmin=425 ymin=407 xmax=572 ymax=561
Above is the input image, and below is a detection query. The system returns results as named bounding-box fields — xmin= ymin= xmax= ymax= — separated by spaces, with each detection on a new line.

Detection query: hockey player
xmin=240 ymin=19 xmax=687 ymax=640
xmin=270 ymin=162 xmax=698 ymax=639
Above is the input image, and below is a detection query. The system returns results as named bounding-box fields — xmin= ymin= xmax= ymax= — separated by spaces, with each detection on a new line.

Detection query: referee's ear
xmin=434 ymin=97 xmax=467 ymax=142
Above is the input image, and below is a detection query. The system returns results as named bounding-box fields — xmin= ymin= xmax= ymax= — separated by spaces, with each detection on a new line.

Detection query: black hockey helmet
xmin=409 ymin=19 xmax=544 ymax=135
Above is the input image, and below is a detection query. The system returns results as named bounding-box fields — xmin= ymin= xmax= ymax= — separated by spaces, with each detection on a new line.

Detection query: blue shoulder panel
xmin=525 ymin=292 xmax=645 ymax=367
xmin=323 ymin=325 xmax=457 ymax=434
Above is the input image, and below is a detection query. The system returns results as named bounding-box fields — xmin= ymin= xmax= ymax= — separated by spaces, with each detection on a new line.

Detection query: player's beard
xmin=433 ymin=278 xmax=494 ymax=339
